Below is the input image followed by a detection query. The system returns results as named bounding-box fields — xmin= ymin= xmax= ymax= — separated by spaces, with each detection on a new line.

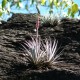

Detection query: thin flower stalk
xmin=36 ymin=16 xmax=40 ymax=38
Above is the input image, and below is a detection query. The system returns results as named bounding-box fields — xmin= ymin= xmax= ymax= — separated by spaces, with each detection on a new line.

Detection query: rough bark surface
xmin=0 ymin=13 xmax=80 ymax=80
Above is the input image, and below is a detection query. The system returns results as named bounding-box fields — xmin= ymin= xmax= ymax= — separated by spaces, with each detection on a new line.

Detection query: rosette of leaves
xmin=20 ymin=36 xmax=62 ymax=69
xmin=40 ymin=15 xmax=60 ymax=27
xmin=19 ymin=15 xmax=62 ymax=69
xmin=20 ymin=36 xmax=46 ymax=69
xmin=42 ymin=38 xmax=61 ymax=67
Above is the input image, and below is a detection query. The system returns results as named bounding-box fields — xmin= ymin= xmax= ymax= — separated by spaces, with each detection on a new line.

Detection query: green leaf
xmin=0 ymin=12 xmax=3 ymax=16
xmin=71 ymin=3 xmax=78 ymax=13
xmin=53 ymin=0 xmax=59 ymax=8
xmin=19 ymin=0 xmax=22 ymax=2
xmin=68 ymin=8 xmax=71 ymax=16
xmin=2 ymin=0 xmax=7 ymax=9
xmin=31 ymin=0 xmax=35 ymax=5
xmin=16 ymin=1 xmax=23 ymax=8
xmin=56 ymin=0 xmax=59 ymax=3
xmin=16 ymin=2 xmax=19 ymax=8
xmin=49 ymin=0 xmax=53 ymax=8
xmin=19 ymin=2 xmax=23 ymax=8
xmin=71 ymin=12 xmax=74 ymax=18
xmin=41 ymin=0 xmax=46 ymax=5
xmin=63 ymin=4 xmax=68 ymax=9
xmin=60 ymin=1 xmax=63 ymax=7
xmin=49 ymin=0 xmax=53 ymax=4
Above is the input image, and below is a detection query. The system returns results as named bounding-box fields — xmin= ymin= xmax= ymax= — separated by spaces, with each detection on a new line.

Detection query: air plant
xmin=42 ymin=38 xmax=61 ymax=67
xmin=41 ymin=14 xmax=61 ymax=27
xmin=21 ymin=36 xmax=46 ymax=66
xmin=20 ymin=16 xmax=46 ymax=68
xmin=20 ymin=16 xmax=62 ymax=69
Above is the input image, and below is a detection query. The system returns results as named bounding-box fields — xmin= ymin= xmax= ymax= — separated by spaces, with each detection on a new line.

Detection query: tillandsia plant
xmin=43 ymin=38 xmax=62 ymax=66
xmin=20 ymin=16 xmax=47 ymax=68
xmin=20 ymin=36 xmax=46 ymax=67
xmin=41 ymin=14 xmax=61 ymax=27
xmin=20 ymin=16 xmax=62 ymax=69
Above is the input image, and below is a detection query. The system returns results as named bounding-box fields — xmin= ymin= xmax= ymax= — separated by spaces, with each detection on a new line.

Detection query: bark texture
xmin=0 ymin=13 xmax=80 ymax=80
